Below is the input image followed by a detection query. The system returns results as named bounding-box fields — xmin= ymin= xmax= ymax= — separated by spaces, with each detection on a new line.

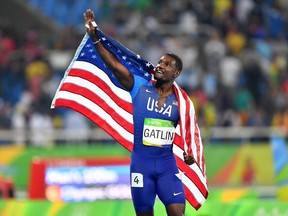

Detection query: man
xmin=84 ymin=9 xmax=197 ymax=216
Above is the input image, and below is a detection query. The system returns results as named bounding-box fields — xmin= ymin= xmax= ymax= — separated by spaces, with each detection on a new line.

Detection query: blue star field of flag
xmin=76 ymin=28 xmax=154 ymax=89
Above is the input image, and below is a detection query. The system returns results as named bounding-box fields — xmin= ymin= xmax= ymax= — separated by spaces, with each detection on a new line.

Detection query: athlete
xmin=84 ymin=9 xmax=195 ymax=216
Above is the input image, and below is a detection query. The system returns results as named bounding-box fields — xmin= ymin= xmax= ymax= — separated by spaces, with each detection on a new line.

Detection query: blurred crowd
xmin=1 ymin=0 xmax=288 ymax=145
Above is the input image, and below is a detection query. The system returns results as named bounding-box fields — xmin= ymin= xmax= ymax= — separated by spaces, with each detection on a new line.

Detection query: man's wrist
xmin=92 ymin=38 xmax=101 ymax=44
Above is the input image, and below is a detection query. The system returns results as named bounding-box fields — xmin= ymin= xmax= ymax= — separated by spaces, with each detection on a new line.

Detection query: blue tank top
xmin=129 ymin=75 xmax=180 ymax=157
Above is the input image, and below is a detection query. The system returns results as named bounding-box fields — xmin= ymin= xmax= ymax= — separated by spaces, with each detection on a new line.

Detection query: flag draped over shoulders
xmin=51 ymin=28 xmax=208 ymax=210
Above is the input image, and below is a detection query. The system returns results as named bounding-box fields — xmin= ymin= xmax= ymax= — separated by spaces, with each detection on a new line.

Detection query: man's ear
xmin=174 ymin=70 xmax=180 ymax=78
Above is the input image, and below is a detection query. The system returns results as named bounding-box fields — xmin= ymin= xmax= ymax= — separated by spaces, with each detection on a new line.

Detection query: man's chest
xmin=133 ymin=86 xmax=179 ymax=122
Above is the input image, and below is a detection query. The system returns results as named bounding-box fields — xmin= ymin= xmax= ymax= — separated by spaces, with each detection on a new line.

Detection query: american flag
xmin=51 ymin=29 xmax=208 ymax=210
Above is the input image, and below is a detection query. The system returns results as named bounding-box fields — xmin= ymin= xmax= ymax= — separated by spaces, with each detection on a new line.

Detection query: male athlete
xmin=84 ymin=9 xmax=195 ymax=216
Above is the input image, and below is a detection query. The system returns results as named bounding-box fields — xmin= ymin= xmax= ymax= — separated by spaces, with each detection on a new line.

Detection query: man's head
xmin=154 ymin=53 xmax=183 ymax=83
xmin=166 ymin=53 xmax=183 ymax=72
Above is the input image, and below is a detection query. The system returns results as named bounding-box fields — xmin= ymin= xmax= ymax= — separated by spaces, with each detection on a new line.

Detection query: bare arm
xmin=83 ymin=9 xmax=133 ymax=91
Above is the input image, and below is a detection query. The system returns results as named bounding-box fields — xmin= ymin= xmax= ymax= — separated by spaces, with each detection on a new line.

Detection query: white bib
xmin=142 ymin=118 xmax=175 ymax=147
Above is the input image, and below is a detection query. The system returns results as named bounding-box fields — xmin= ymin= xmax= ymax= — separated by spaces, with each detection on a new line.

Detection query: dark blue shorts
xmin=130 ymin=153 xmax=185 ymax=212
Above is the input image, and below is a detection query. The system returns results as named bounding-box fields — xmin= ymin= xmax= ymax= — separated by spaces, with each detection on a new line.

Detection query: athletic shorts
xmin=130 ymin=153 xmax=185 ymax=212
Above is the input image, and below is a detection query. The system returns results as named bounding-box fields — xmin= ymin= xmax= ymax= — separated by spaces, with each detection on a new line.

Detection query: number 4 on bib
xmin=131 ymin=173 xmax=143 ymax=187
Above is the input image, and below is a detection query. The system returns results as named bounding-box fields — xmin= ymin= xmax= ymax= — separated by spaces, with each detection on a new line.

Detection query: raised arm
xmin=83 ymin=9 xmax=134 ymax=91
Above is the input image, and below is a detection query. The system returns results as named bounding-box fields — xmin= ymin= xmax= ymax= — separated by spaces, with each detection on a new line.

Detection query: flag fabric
xmin=51 ymin=28 xmax=208 ymax=210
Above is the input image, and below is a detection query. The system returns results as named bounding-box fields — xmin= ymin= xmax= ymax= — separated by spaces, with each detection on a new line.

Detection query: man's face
xmin=154 ymin=55 xmax=179 ymax=82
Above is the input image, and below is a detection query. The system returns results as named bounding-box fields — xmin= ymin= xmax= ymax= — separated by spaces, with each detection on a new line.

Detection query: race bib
xmin=131 ymin=173 xmax=143 ymax=187
xmin=142 ymin=118 xmax=175 ymax=147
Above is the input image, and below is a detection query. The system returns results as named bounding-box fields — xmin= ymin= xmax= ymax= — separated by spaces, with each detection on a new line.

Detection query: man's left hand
xmin=183 ymin=152 xmax=195 ymax=165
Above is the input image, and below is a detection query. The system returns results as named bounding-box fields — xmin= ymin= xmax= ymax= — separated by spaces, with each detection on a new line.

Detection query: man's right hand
xmin=83 ymin=9 xmax=98 ymax=41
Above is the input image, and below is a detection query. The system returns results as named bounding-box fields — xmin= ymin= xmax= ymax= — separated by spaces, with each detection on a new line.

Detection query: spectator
xmin=0 ymin=0 xmax=287 ymax=142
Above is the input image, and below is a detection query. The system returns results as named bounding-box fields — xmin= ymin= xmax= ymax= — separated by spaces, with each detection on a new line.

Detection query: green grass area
xmin=1 ymin=197 xmax=288 ymax=216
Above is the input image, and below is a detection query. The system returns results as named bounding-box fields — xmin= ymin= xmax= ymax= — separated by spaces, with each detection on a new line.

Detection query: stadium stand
xmin=0 ymin=0 xmax=288 ymax=145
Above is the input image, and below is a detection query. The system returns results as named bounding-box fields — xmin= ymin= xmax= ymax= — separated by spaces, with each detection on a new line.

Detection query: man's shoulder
xmin=130 ymin=74 xmax=151 ymax=98
xmin=133 ymin=74 xmax=151 ymax=87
